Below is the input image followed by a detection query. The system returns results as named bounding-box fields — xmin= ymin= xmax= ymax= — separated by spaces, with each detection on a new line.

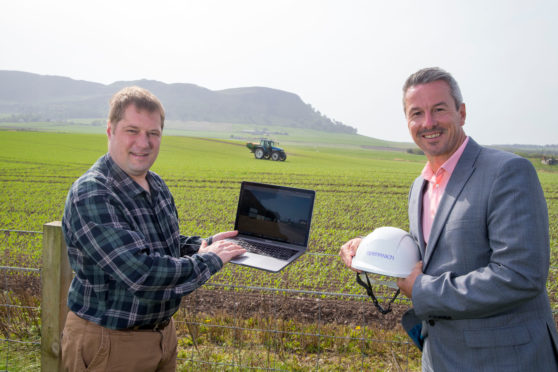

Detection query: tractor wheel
xmin=280 ymin=152 xmax=286 ymax=161
xmin=254 ymin=148 xmax=264 ymax=159
xmin=271 ymin=152 xmax=280 ymax=161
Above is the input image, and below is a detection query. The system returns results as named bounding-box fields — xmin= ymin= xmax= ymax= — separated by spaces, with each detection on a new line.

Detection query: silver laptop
xmin=229 ymin=181 xmax=316 ymax=272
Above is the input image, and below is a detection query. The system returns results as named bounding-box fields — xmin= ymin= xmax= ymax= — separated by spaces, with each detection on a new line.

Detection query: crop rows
xmin=1 ymin=132 xmax=557 ymax=294
xmin=1 ymin=131 xmax=557 ymax=369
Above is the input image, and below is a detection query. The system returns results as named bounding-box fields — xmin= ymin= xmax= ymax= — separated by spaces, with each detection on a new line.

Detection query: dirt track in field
xmin=3 ymin=274 xmax=557 ymax=330
xmin=182 ymin=287 xmax=558 ymax=329
xmin=182 ymin=288 xmax=406 ymax=329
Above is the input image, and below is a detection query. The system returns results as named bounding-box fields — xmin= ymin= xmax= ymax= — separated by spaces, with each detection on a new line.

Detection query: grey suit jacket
xmin=405 ymin=138 xmax=558 ymax=371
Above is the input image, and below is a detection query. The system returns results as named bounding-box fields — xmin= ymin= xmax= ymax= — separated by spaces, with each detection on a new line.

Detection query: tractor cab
xmin=246 ymin=138 xmax=287 ymax=161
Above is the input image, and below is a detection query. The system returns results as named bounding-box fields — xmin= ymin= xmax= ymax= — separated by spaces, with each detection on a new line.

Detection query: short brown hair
xmin=402 ymin=67 xmax=463 ymax=112
xmin=108 ymin=86 xmax=165 ymax=129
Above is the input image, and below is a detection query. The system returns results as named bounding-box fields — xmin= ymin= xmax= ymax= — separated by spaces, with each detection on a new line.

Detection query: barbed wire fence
xmin=1 ymin=227 xmax=557 ymax=371
xmin=1 ymin=227 xmax=43 ymax=371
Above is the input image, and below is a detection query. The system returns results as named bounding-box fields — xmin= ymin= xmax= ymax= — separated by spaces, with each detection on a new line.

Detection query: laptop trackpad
xmin=230 ymin=252 xmax=287 ymax=272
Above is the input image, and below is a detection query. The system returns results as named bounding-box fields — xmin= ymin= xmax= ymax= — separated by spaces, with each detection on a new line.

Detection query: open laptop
xmin=228 ymin=181 xmax=316 ymax=272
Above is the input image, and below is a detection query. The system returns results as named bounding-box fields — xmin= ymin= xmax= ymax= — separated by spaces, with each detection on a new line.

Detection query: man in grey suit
xmin=340 ymin=67 xmax=558 ymax=371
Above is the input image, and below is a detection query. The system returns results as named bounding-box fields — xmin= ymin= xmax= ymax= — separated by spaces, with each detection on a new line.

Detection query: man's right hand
xmin=199 ymin=238 xmax=246 ymax=264
xmin=339 ymin=237 xmax=362 ymax=272
xmin=397 ymin=261 xmax=423 ymax=298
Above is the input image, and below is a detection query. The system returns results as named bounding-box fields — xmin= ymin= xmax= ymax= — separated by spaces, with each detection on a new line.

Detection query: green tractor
xmin=246 ymin=139 xmax=287 ymax=161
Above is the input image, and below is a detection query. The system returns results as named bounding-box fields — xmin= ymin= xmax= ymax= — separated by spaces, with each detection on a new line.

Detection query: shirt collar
xmin=104 ymin=154 xmax=161 ymax=197
xmin=421 ymin=136 xmax=469 ymax=181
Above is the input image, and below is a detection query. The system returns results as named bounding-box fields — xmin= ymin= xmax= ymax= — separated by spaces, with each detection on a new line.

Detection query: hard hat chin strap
xmin=356 ymin=273 xmax=400 ymax=315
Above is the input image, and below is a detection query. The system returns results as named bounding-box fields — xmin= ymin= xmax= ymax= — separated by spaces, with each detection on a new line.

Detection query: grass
xmin=0 ymin=340 xmax=41 ymax=371
xmin=0 ymin=119 xmax=414 ymax=149
xmin=174 ymin=314 xmax=421 ymax=371
xmin=1 ymin=128 xmax=557 ymax=370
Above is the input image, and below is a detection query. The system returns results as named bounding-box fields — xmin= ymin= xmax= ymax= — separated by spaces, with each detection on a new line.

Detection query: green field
xmin=0 ymin=130 xmax=423 ymax=259
xmin=0 ymin=130 xmax=426 ymax=292
xmin=1 ymin=129 xmax=557 ymax=370
xmin=0 ymin=119 xmax=415 ymax=149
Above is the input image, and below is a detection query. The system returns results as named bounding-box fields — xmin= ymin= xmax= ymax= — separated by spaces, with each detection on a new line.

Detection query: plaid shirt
xmin=62 ymin=154 xmax=223 ymax=329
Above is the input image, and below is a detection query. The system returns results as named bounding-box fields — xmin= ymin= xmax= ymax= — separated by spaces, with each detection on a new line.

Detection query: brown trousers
xmin=61 ymin=311 xmax=177 ymax=372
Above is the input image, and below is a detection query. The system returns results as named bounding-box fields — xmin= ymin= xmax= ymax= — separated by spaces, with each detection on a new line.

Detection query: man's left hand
xmin=199 ymin=231 xmax=238 ymax=253
xmin=211 ymin=231 xmax=238 ymax=243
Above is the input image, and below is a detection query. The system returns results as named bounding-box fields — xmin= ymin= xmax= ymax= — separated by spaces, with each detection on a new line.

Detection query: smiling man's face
xmin=404 ymin=80 xmax=467 ymax=171
xmin=107 ymin=104 xmax=162 ymax=185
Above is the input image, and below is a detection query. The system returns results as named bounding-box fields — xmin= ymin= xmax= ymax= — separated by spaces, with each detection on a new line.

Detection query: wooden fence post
xmin=41 ymin=221 xmax=72 ymax=372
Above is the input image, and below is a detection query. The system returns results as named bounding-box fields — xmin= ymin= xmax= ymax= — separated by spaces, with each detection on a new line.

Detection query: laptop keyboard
xmin=227 ymin=238 xmax=298 ymax=261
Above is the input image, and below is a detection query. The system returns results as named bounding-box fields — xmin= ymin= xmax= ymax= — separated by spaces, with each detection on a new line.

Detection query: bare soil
xmin=181 ymin=288 xmax=406 ymax=329
xmin=182 ymin=287 xmax=558 ymax=329
xmin=3 ymin=274 xmax=557 ymax=331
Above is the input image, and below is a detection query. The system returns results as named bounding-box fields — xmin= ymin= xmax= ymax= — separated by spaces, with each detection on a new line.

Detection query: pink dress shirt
xmin=421 ymin=137 xmax=469 ymax=245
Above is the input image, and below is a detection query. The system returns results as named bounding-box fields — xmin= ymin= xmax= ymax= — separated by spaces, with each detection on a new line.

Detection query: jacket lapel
xmin=410 ymin=177 xmax=428 ymax=259
xmin=422 ymin=139 xmax=481 ymax=270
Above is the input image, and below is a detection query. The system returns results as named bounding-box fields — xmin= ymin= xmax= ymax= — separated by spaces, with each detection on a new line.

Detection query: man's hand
xmin=199 ymin=231 xmax=238 ymax=254
xmin=198 ymin=231 xmax=245 ymax=264
xmin=397 ymin=261 xmax=423 ymax=298
xmin=339 ymin=237 xmax=362 ymax=272
xmin=210 ymin=230 xmax=238 ymax=243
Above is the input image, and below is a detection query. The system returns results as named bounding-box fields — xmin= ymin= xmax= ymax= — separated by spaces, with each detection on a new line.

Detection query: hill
xmin=490 ymin=144 xmax=558 ymax=156
xmin=0 ymin=70 xmax=355 ymax=134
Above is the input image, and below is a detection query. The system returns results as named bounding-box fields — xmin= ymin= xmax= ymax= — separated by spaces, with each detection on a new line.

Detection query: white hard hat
xmin=351 ymin=226 xmax=420 ymax=278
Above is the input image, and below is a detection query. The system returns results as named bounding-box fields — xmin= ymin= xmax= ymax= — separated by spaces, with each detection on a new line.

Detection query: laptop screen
xmin=235 ymin=182 xmax=315 ymax=247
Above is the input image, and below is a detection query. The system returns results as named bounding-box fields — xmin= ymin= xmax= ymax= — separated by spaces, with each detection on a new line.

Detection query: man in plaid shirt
xmin=61 ymin=86 xmax=246 ymax=371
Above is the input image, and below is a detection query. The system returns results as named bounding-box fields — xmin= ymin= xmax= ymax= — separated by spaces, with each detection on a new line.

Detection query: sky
xmin=1 ymin=0 xmax=557 ymax=145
